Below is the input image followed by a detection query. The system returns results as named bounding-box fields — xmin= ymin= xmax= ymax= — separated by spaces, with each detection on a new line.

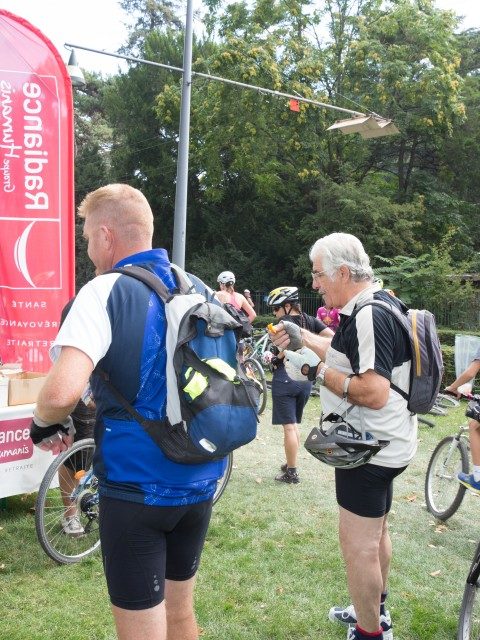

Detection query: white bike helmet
xmin=267 ymin=286 xmax=299 ymax=306
xmin=304 ymin=413 xmax=390 ymax=469
xmin=261 ymin=351 xmax=274 ymax=366
xmin=217 ymin=271 xmax=236 ymax=285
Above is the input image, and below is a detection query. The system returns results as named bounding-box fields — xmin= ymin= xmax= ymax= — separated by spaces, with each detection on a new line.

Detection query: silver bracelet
xmin=342 ymin=374 xmax=354 ymax=399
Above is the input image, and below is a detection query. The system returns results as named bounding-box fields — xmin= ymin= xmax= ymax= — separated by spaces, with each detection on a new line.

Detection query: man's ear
xmin=101 ymin=225 xmax=114 ymax=249
xmin=339 ymin=265 xmax=350 ymax=281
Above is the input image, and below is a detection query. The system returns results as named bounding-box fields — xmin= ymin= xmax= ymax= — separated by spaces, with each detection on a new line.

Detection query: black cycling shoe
xmin=275 ymin=469 xmax=300 ymax=484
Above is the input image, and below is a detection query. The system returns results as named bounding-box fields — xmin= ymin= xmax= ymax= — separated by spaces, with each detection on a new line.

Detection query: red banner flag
xmin=0 ymin=10 xmax=75 ymax=372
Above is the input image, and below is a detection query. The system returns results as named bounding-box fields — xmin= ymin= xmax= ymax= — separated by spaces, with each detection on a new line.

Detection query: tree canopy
xmin=72 ymin=0 xmax=480 ymax=306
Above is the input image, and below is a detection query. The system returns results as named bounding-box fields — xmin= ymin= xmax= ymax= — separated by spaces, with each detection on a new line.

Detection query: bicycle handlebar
xmin=443 ymin=388 xmax=480 ymax=403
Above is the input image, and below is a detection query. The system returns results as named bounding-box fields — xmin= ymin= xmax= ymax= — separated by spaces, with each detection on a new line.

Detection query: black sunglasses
xmin=273 ymin=306 xmax=281 ymax=312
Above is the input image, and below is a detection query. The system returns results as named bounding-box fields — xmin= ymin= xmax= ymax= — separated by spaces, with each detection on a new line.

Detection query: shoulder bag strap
xmin=350 ymin=300 xmax=409 ymax=401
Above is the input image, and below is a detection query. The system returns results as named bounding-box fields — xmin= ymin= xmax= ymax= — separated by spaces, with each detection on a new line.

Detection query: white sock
xmin=472 ymin=465 xmax=480 ymax=482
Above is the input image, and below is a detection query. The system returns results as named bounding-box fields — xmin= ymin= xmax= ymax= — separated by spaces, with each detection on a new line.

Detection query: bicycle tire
xmin=457 ymin=541 xmax=480 ymax=640
xmin=244 ymin=357 xmax=268 ymax=415
xmin=418 ymin=415 xmax=435 ymax=428
xmin=428 ymin=404 xmax=448 ymax=416
xmin=213 ymin=451 xmax=233 ymax=505
xmin=435 ymin=393 xmax=460 ymax=409
xmin=425 ymin=435 xmax=469 ymax=521
xmin=35 ymin=439 xmax=100 ymax=564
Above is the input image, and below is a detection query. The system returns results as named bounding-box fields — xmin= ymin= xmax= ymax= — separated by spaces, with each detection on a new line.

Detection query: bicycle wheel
xmin=35 ymin=439 xmax=100 ymax=564
xmin=429 ymin=404 xmax=448 ymax=416
xmin=458 ymin=541 xmax=480 ymax=640
xmin=213 ymin=451 xmax=233 ymax=505
xmin=418 ymin=415 xmax=435 ymax=428
xmin=425 ymin=435 xmax=469 ymax=521
xmin=244 ymin=357 xmax=268 ymax=415
xmin=436 ymin=393 xmax=460 ymax=410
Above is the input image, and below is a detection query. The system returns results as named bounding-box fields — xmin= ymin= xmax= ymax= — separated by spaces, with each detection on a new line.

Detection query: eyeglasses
xmin=311 ymin=270 xmax=326 ymax=281
xmin=273 ymin=306 xmax=281 ymax=312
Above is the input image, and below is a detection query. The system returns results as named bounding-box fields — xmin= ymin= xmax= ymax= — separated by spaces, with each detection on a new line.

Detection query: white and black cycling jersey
xmin=321 ymin=285 xmax=417 ymax=469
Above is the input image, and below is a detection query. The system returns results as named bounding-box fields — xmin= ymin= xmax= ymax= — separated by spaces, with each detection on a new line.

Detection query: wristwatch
xmin=316 ymin=364 xmax=329 ymax=386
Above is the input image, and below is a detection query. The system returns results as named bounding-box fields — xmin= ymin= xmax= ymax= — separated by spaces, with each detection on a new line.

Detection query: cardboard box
xmin=0 ymin=375 xmax=8 ymax=408
xmin=7 ymin=372 xmax=46 ymax=406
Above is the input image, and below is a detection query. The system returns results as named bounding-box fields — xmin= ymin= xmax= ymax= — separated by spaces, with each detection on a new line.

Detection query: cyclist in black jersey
xmin=267 ymin=286 xmax=333 ymax=484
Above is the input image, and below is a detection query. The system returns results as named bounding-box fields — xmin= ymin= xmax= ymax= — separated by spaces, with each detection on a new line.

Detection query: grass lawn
xmin=0 ymin=395 xmax=476 ymax=639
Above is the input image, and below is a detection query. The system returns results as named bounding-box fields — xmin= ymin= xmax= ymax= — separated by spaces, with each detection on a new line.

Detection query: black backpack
xmin=222 ymin=303 xmax=253 ymax=338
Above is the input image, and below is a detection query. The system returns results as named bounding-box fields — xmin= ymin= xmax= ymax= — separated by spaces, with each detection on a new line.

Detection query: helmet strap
xmin=358 ymin=406 xmax=367 ymax=438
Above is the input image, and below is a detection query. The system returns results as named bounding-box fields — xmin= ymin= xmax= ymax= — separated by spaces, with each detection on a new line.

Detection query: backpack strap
xmin=170 ymin=264 xmax=196 ymax=295
xmin=350 ymin=300 xmax=410 ymax=402
xmin=107 ymin=264 xmax=174 ymax=301
xmin=95 ymin=368 xmax=173 ymax=438
xmin=108 ymin=263 xmax=206 ymax=299
xmin=97 ymin=266 xmax=176 ymax=435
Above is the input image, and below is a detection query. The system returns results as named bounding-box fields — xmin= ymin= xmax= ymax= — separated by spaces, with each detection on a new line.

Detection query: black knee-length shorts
xmin=335 ymin=463 xmax=407 ymax=518
xmin=99 ymin=495 xmax=213 ymax=610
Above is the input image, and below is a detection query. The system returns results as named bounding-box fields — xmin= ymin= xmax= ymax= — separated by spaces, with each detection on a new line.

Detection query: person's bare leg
xmin=283 ymin=423 xmax=299 ymax=467
xmin=378 ymin=517 xmax=392 ymax=591
xmin=112 ymin=601 xmax=166 ymax=640
xmin=165 ymin=576 xmax=198 ymax=640
xmin=339 ymin=506 xmax=386 ymax=633
xmin=58 ymin=464 xmax=78 ymax=518
xmin=468 ymin=419 xmax=480 ymax=466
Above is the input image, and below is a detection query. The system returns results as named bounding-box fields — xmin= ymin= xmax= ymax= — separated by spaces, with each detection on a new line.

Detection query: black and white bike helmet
xmin=304 ymin=413 xmax=390 ymax=469
xmin=267 ymin=286 xmax=299 ymax=306
xmin=217 ymin=271 xmax=236 ymax=285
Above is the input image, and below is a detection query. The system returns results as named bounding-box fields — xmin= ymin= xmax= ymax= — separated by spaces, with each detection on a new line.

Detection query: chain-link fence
xmin=250 ymin=291 xmax=480 ymax=330
xmin=250 ymin=291 xmax=336 ymax=318
xmin=416 ymin=299 xmax=480 ymax=331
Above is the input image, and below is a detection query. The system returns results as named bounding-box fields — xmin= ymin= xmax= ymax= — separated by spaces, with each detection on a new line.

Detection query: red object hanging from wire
xmin=289 ymin=99 xmax=300 ymax=112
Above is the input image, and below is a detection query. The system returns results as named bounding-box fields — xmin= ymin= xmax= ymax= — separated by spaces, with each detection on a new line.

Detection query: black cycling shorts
xmin=99 ymin=495 xmax=213 ymax=610
xmin=335 ymin=463 xmax=407 ymax=518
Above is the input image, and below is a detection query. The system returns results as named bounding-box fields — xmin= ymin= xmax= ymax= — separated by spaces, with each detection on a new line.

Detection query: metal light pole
xmin=171 ymin=0 xmax=193 ymax=268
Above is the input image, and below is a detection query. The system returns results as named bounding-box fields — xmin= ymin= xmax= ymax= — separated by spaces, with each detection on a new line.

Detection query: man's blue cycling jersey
xmin=52 ymin=249 xmax=226 ymax=506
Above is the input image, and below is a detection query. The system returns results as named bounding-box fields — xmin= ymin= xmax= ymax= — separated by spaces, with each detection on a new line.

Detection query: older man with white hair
xmin=270 ymin=232 xmax=417 ymax=640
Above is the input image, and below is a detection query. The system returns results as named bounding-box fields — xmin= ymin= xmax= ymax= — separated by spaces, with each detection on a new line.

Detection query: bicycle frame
xmin=439 ymin=426 xmax=469 ymax=473
xmin=243 ymin=331 xmax=271 ymax=361
xmin=70 ymin=468 xmax=99 ymax=533
xmin=466 ymin=542 xmax=480 ymax=586
xmin=454 ymin=424 xmax=469 ymax=446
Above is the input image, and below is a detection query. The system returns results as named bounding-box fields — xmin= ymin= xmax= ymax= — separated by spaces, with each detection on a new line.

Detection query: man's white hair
xmin=309 ymin=233 xmax=374 ymax=282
